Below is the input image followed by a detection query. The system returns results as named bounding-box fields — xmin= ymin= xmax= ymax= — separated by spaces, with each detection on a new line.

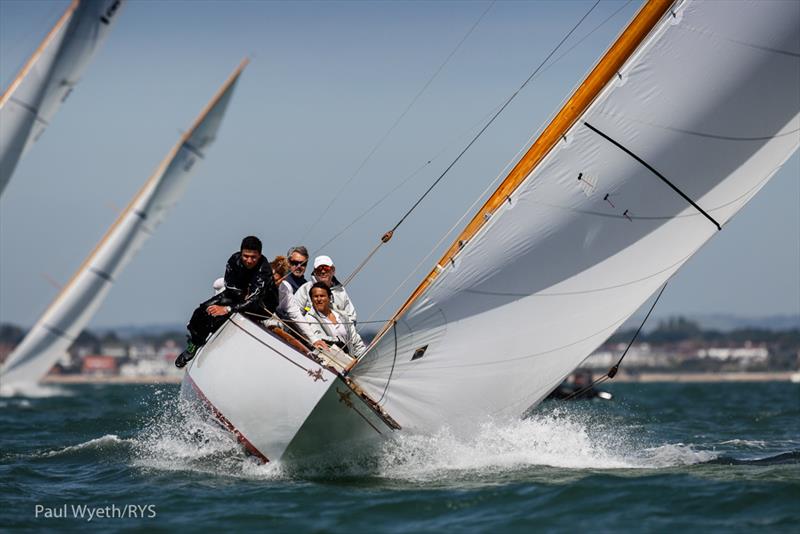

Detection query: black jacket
xmin=222 ymin=252 xmax=278 ymax=314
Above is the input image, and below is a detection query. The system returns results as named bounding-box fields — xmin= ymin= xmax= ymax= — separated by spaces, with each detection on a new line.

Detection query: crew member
xmin=175 ymin=235 xmax=278 ymax=368
xmin=294 ymin=255 xmax=357 ymax=324
xmin=285 ymin=245 xmax=309 ymax=293
xmin=305 ymin=282 xmax=366 ymax=358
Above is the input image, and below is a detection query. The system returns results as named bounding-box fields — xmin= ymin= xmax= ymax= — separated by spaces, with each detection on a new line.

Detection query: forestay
xmin=0 ymin=0 xmax=123 ymax=195
xmin=351 ymin=0 xmax=800 ymax=430
xmin=0 ymin=60 xmax=247 ymax=388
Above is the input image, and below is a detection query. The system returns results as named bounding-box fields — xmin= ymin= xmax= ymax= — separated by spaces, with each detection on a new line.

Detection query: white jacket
xmin=305 ymin=308 xmax=366 ymax=358
xmin=275 ymin=280 xmax=314 ymax=340
xmin=294 ymin=276 xmax=357 ymax=324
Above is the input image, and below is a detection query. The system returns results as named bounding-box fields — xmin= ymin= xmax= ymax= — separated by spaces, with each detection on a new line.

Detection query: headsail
xmin=352 ymin=0 xmax=800 ymax=429
xmin=0 ymin=0 xmax=123 ymax=196
xmin=0 ymin=60 xmax=248 ymax=388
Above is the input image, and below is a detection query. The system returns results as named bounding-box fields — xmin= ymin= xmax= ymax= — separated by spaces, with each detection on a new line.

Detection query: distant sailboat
xmin=0 ymin=60 xmax=248 ymax=392
xmin=183 ymin=0 xmax=799 ymax=463
xmin=0 ymin=0 xmax=123 ymax=196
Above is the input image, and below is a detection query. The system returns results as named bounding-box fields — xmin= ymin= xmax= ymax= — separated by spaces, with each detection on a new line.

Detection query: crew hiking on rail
xmin=175 ymin=235 xmax=279 ymax=368
xmin=174 ymin=238 xmax=362 ymax=368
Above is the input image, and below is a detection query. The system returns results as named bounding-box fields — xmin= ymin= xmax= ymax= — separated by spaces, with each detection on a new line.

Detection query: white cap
xmin=212 ymin=277 xmax=226 ymax=295
xmin=313 ymin=255 xmax=334 ymax=269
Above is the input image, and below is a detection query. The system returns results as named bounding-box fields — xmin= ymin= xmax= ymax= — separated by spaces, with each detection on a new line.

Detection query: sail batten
xmin=352 ymin=0 xmax=800 ymax=429
xmin=0 ymin=61 xmax=247 ymax=388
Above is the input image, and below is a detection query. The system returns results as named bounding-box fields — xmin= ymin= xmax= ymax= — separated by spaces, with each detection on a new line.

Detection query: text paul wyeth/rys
xmin=34 ymin=504 xmax=156 ymax=521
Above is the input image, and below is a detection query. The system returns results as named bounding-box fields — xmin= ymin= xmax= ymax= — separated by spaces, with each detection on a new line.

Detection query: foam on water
xmin=718 ymin=439 xmax=768 ymax=448
xmin=374 ymin=410 xmax=719 ymax=481
xmin=40 ymin=434 xmax=133 ymax=458
xmin=123 ymin=400 xmax=722 ymax=482
xmin=130 ymin=395 xmax=287 ymax=480
xmin=0 ymin=382 xmax=73 ymax=398
xmin=0 ymin=398 xmax=32 ymax=408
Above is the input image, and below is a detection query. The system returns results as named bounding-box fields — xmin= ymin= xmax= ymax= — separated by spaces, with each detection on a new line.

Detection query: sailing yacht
xmin=182 ymin=0 xmax=799 ymax=463
xmin=0 ymin=0 xmax=123 ymax=196
xmin=0 ymin=61 xmax=248 ymax=393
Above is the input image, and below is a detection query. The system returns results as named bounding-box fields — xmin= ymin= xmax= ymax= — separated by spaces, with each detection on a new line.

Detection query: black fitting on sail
xmin=584 ymin=121 xmax=722 ymax=231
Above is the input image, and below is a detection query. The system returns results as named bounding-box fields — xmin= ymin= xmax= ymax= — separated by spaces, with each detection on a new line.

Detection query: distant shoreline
xmin=606 ymin=371 xmax=799 ymax=383
xmin=42 ymin=375 xmax=182 ymax=385
xmin=40 ymin=371 xmax=800 ymax=385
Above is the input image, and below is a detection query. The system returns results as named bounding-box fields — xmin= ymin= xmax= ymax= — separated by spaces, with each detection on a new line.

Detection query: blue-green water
xmin=1 ymin=382 xmax=798 ymax=531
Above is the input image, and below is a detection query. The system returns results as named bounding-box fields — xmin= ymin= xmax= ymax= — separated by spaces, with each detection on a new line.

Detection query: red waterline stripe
xmin=185 ymin=374 xmax=270 ymax=464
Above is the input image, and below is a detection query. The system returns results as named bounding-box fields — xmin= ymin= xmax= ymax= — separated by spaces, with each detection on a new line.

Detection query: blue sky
xmin=0 ymin=0 xmax=798 ymax=329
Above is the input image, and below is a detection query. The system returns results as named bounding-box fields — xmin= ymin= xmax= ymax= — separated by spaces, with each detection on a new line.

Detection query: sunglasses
xmin=289 ymin=260 xmax=305 ymax=266
xmin=314 ymin=265 xmax=332 ymax=274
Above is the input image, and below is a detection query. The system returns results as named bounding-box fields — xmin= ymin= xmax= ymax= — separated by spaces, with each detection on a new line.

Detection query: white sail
xmin=0 ymin=0 xmax=123 ymax=196
xmin=0 ymin=60 xmax=248 ymax=389
xmin=350 ymin=0 xmax=800 ymax=430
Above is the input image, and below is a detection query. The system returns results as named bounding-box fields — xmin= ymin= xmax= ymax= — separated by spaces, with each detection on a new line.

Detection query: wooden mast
xmin=367 ymin=0 xmax=675 ymax=349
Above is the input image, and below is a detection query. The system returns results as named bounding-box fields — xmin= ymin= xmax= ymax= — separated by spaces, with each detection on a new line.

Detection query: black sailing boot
xmin=174 ymin=339 xmax=199 ymax=369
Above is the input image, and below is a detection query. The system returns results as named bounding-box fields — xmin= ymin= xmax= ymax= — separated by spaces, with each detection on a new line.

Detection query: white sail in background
xmin=0 ymin=0 xmax=123 ymax=196
xmin=351 ymin=0 xmax=800 ymax=430
xmin=0 ymin=60 xmax=248 ymax=389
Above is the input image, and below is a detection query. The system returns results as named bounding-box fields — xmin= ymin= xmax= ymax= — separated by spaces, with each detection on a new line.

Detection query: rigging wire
xmin=341 ymin=0 xmax=603 ymax=288
xmin=364 ymin=0 xmax=631 ymax=322
xmin=376 ymin=321 xmax=398 ymax=404
xmin=389 ymin=0 xmax=603 ymax=235
xmin=564 ymin=281 xmax=668 ymax=401
xmin=301 ymin=1 xmax=497 ymax=243
xmin=318 ymin=0 xmax=633 ymax=256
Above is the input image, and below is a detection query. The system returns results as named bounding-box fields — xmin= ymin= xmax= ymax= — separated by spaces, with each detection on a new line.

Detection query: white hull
xmin=183 ymin=314 xmax=398 ymax=463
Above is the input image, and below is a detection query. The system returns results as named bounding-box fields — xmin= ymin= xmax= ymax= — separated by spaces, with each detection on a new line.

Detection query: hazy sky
xmin=0 ymin=0 xmax=798 ymax=330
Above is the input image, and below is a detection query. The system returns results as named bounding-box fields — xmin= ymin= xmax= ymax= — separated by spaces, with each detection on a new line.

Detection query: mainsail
xmin=0 ymin=0 xmax=123 ymax=196
xmin=0 ymin=60 xmax=248 ymax=388
xmin=351 ymin=0 xmax=800 ymax=430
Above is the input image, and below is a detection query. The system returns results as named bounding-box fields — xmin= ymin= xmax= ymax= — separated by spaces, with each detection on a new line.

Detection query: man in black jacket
xmin=175 ymin=235 xmax=278 ymax=368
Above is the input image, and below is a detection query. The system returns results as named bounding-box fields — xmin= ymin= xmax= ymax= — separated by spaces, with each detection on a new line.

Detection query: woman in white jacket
xmin=305 ymin=282 xmax=366 ymax=358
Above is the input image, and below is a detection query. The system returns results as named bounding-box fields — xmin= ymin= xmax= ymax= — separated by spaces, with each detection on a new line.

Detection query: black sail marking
xmin=89 ymin=268 xmax=114 ymax=283
xmin=9 ymin=97 xmax=39 ymax=116
xmin=42 ymin=323 xmax=76 ymax=342
xmin=183 ymin=141 xmax=205 ymax=159
xmin=584 ymin=121 xmax=722 ymax=231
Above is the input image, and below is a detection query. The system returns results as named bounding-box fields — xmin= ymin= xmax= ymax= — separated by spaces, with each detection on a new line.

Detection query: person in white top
xmin=294 ymin=255 xmax=357 ymax=324
xmin=305 ymin=282 xmax=366 ymax=358
xmin=268 ymin=256 xmax=314 ymax=341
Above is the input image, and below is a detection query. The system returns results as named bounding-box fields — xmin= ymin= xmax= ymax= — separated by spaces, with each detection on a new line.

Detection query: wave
xmin=705 ymin=450 xmax=800 ymax=466
xmin=0 ymin=382 xmax=74 ymax=398
xmin=125 ymin=399 xmax=797 ymax=481
xmin=0 ymin=399 xmax=32 ymax=409
xmin=718 ymin=439 xmax=769 ymax=449
xmin=39 ymin=434 xmax=133 ymax=458
xmin=130 ymin=396 xmax=286 ymax=480
xmin=371 ymin=412 xmax=720 ymax=482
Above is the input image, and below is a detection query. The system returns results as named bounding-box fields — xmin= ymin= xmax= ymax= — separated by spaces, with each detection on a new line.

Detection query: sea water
xmin=1 ymin=382 xmax=798 ymax=531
